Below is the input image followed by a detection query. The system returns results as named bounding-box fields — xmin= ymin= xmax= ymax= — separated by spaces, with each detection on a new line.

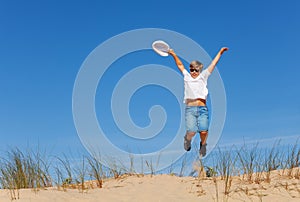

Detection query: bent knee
xmin=186 ymin=131 xmax=197 ymax=136
xmin=200 ymin=131 xmax=208 ymax=135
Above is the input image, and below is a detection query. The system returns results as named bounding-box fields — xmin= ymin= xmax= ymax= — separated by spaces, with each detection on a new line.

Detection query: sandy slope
xmin=0 ymin=170 xmax=299 ymax=202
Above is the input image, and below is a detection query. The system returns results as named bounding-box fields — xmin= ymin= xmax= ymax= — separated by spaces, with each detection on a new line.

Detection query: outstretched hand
xmin=168 ymin=49 xmax=175 ymax=56
xmin=220 ymin=47 xmax=229 ymax=54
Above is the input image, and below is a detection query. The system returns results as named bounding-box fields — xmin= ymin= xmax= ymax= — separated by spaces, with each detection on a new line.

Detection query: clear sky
xmin=1 ymin=0 xmax=299 ymax=168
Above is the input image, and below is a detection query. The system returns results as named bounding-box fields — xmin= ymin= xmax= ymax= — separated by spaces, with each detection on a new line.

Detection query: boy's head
xmin=189 ymin=60 xmax=203 ymax=76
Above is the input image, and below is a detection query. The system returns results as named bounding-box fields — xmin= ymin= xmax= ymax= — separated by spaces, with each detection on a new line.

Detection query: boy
xmin=168 ymin=47 xmax=228 ymax=156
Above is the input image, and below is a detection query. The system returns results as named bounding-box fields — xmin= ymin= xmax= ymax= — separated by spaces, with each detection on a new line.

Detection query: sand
xmin=0 ymin=169 xmax=299 ymax=202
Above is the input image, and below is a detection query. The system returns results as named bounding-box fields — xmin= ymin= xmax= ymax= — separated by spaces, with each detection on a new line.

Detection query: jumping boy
xmin=168 ymin=47 xmax=228 ymax=157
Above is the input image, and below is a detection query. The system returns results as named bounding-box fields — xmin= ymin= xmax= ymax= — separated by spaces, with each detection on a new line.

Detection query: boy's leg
xmin=199 ymin=131 xmax=208 ymax=157
xmin=185 ymin=106 xmax=197 ymax=151
xmin=199 ymin=131 xmax=208 ymax=156
xmin=198 ymin=106 xmax=209 ymax=156
xmin=200 ymin=131 xmax=208 ymax=145
xmin=184 ymin=131 xmax=196 ymax=151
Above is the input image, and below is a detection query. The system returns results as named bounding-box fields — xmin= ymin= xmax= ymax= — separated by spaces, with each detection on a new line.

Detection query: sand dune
xmin=1 ymin=169 xmax=299 ymax=202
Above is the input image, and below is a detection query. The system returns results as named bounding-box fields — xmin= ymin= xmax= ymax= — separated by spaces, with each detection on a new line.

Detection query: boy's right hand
xmin=168 ymin=49 xmax=175 ymax=55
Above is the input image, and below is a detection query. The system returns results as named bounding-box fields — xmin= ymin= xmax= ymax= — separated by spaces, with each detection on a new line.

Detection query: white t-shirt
xmin=182 ymin=69 xmax=211 ymax=103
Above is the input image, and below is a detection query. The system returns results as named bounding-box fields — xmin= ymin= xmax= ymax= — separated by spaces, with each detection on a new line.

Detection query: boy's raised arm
xmin=207 ymin=47 xmax=229 ymax=73
xmin=168 ymin=49 xmax=186 ymax=73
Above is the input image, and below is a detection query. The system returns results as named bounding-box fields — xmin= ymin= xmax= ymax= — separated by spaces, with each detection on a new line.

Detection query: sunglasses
xmin=190 ymin=68 xmax=199 ymax=73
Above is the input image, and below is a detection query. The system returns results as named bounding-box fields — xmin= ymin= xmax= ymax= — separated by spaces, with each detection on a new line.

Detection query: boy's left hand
xmin=220 ymin=47 xmax=229 ymax=54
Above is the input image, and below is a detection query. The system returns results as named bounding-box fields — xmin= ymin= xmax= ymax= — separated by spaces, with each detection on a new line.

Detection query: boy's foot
xmin=200 ymin=142 xmax=207 ymax=157
xmin=184 ymin=135 xmax=191 ymax=151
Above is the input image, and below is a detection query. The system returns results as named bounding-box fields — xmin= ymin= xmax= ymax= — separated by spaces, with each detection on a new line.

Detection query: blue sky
xmin=1 ymin=0 xmax=299 ymax=166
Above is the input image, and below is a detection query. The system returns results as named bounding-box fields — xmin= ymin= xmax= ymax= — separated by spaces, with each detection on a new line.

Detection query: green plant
xmin=87 ymin=155 xmax=104 ymax=188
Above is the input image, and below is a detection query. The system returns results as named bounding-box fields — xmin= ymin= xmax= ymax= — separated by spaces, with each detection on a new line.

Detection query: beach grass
xmin=0 ymin=140 xmax=299 ymax=201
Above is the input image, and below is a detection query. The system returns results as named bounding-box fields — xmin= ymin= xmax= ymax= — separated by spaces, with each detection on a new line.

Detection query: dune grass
xmin=0 ymin=147 xmax=52 ymax=200
xmin=0 ymin=140 xmax=299 ymax=201
xmin=206 ymin=140 xmax=300 ymax=201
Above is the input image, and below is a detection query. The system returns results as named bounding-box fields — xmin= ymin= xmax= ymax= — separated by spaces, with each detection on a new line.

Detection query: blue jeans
xmin=185 ymin=106 xmax=209 ymax=133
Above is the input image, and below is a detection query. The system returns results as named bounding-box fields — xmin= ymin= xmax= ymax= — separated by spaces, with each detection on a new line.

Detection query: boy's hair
xmin=189 ymin=60 xmax=203 ymax=71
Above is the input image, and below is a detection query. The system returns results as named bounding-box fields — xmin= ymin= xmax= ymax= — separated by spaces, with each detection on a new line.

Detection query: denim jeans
xmin=185 ymin=106 xmax=209 ymax=133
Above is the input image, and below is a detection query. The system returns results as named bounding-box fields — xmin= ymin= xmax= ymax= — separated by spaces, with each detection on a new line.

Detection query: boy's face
xmin=190 ymin=68 xmax=200 ymax=78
